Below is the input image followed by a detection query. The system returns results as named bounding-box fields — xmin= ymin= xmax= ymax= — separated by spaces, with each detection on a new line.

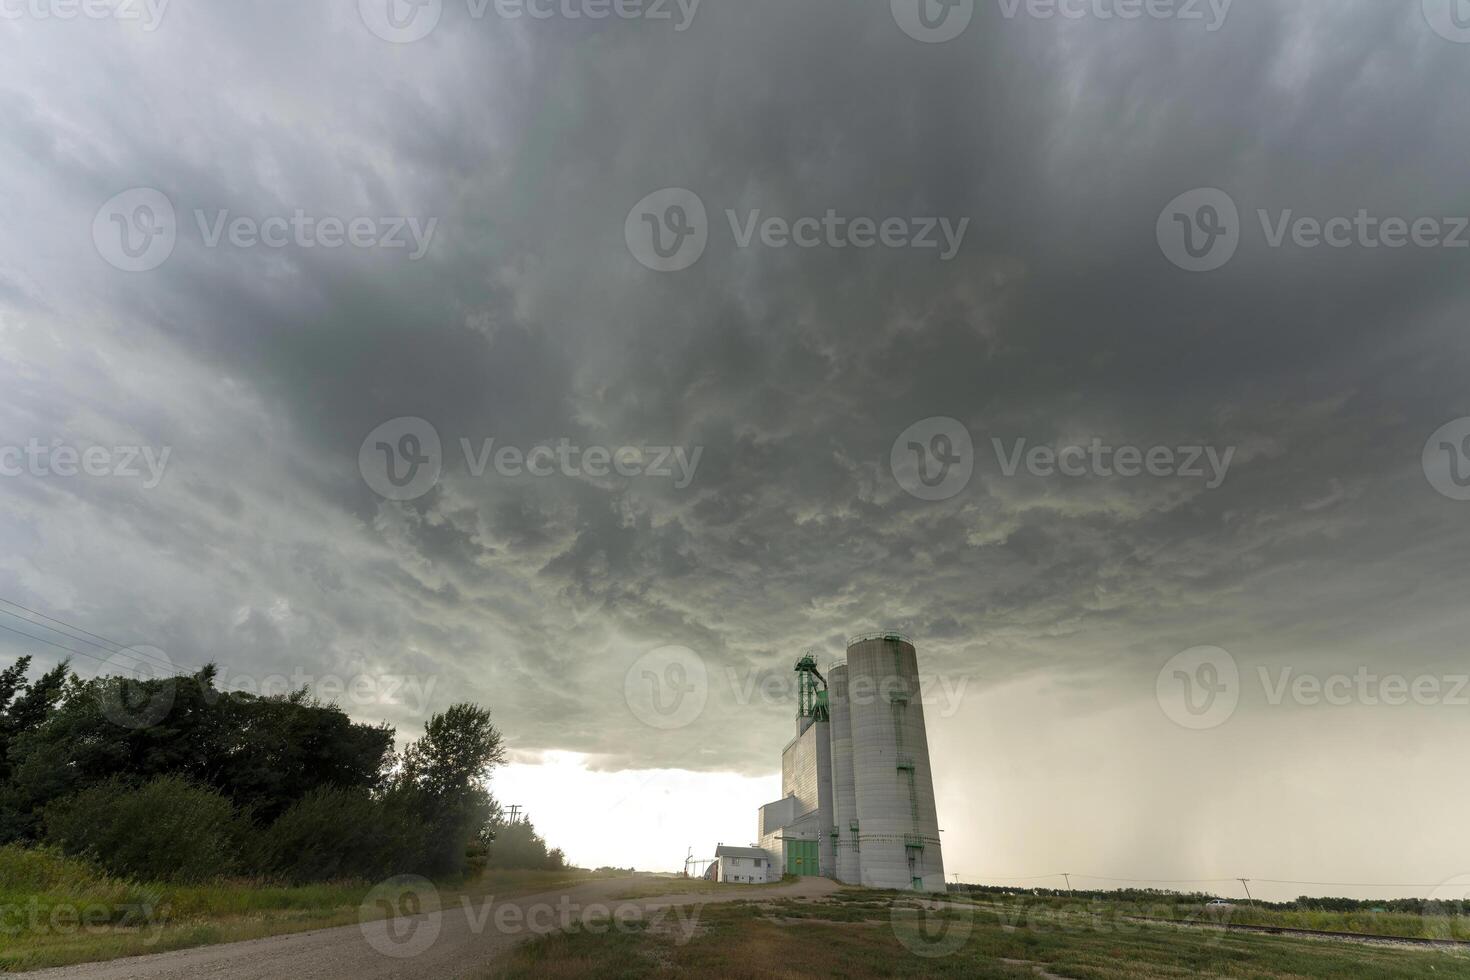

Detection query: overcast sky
xmin=3 ymin=0 xmax=1470 ymax=899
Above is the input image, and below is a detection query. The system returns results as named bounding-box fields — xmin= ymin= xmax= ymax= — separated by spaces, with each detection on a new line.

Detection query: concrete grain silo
xmin=827 ymin=663 xmax=861 ymax=884
xmin=846 ymin=632 xmax=945 ymax=891
xmin=748 ymin=634 xmax=945 ymax=892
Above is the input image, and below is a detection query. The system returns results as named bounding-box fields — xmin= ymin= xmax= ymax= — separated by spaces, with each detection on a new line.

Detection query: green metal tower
xmin=795 ymin=652 xmax=829 ymax=722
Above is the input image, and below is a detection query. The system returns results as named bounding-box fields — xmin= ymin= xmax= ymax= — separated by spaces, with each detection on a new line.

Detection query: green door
xmin=787 ymin=840 xmax=818 ymax=876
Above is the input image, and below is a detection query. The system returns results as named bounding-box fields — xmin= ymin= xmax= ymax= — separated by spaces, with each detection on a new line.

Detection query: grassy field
xmin=962 ymin=892 xmax=1470 ymax=942
xmin=0 ymin=845 xmax=593 ymax=973
xmin=487 ymin=888 xmax=1470 ymax=979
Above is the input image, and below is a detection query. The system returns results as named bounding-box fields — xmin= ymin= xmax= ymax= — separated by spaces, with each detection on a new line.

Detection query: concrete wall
xmin=847 ymin=635 xmax=946 ymax=891
xmin=828 ymin=664 xmax=861 ymax=884
xmin=779 ymin=719 xmax=835 ymax=877
xmin=814 ymin=718 xmax=834 ymax=876
xmin=759 ymin=795 xmax=797 ymax=840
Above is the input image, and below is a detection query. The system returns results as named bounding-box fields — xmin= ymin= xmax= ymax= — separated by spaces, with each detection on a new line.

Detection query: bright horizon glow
xmin=492 ymin=751 xmax=780 ymax=873
xmin=495 ymin=676 xmax=1470 ymax=904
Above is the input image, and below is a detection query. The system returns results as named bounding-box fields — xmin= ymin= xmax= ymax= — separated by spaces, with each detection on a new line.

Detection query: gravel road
xmin=12 ymin=875 xmax=839 ymax=980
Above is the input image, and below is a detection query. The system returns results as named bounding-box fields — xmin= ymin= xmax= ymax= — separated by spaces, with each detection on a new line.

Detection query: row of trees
xmin=0 ymin=656 xmax=564 ymax=883
xmin=956 ymin=884 xmax=1461 ymax=914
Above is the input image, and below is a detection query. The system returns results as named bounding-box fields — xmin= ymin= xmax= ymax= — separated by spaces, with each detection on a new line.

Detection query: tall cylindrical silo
xmin=847 ymin=632 xmax=945 ymax=891
xmin=827 ymin=664 xmax=860 ymax=884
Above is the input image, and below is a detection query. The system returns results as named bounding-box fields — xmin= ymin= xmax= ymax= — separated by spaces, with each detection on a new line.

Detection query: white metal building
xmin=714 ymin=844 xmax=775 ymax=884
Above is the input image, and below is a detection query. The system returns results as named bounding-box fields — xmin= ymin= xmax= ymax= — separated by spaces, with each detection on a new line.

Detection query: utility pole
xmin=1062 ymin=873 xmax=1073 ymax=895
xmin=506 ymin=804 xmax=522 ymax=824
xmin=1238 ymin=878 xmax=1254 ymax=906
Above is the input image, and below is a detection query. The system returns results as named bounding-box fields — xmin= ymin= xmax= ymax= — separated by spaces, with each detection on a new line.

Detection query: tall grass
xmin=0 ymin=844 xmax=593 ymax=972
xmin=967 ymin=892 xmax=1470 ymax=942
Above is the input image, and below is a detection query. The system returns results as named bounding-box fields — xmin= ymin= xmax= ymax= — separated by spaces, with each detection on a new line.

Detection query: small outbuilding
xmin=714 ymin=844 xmax=774 ymax=884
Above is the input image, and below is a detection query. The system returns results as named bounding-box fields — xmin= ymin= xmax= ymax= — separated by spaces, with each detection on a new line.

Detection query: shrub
xmin=43 ymin=776 xmax=242 ymax=882
xmin=254 ymin=787 xmax=424 ymax=883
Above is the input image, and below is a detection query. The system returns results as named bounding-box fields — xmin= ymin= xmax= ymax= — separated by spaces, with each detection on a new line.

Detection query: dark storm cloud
xmin=1 ymin=0 xmax=1469 ymax=778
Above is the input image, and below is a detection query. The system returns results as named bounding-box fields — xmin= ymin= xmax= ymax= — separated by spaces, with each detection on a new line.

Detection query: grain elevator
xmin=751 ymin=632 xmax=945 ymax=891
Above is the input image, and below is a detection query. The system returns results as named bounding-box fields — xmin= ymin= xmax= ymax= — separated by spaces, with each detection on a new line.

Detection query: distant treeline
xmin=0 ymin=656 xmax=564 ymax=883
xmin=954 ymin=884 xmax=1468 ymax=915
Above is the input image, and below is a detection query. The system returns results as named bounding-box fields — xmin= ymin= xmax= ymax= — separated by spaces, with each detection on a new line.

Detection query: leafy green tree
xmin=44 ymin=775 xmax=245 ymax=882
xmin=484 ymin=816 xmax=565 ymax=870
xmin=397 ymin=703 xmax=506 ymax=797
xmin=253 ymin=787 xmax=424 ymax=883
xmin=0 ymin=656 xmax=559 ymax=884
xmin=1 ymin=659 xmax=393 ymax=842
xmin=0 ymin=657 xmax=71 ymax=841
xmin=393 ymin=704 xmax=506 ymax=875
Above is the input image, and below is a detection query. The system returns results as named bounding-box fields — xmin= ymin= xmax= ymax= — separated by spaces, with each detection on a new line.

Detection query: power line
xmin=0 ymin=599 xmax=196 ymax=675
xmin=0 ymin=620 xmax=192 ymax=680
xmin=0 ymin=597 xmax=127 ymax=652
xmin=1075 ymin=874 xmax=1241 ymax=884
xmin=0 ymin=599 xmax=192 ymax=673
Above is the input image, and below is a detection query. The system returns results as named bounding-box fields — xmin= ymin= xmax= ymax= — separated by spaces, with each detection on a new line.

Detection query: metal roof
xmin=714 ymin=845 xmax=770 ymax=860
xmin=846 ymin=630 xmax=912 ymax=647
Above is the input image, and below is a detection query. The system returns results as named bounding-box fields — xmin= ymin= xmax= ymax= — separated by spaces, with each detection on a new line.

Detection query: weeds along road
xmin=11 ymin=875 xmax=840 ymax=980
